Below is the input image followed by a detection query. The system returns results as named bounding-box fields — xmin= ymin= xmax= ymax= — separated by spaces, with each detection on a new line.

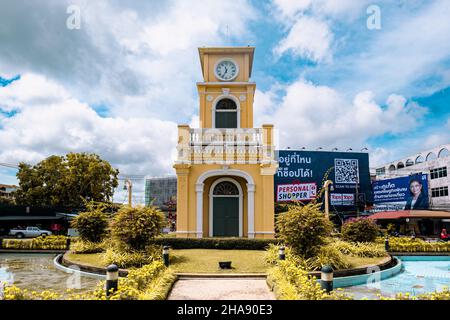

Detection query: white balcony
xmin=175 ymin=125 xmax=275 ymax=165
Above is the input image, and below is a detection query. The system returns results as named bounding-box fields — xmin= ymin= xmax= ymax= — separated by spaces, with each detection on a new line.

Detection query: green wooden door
xmin=213 ymin=197 xmax=239 ymax=237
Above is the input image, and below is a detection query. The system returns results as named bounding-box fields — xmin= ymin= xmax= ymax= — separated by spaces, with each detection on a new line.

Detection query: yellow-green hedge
xmin=1 ymin=236 xmax=67 ymax=250
xmin=385 ymin=237 xmax=450 ymax=252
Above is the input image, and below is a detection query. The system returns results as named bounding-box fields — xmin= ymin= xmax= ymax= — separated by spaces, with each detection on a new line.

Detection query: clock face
xmin=215 ymin=59 xmax=238 ymax=81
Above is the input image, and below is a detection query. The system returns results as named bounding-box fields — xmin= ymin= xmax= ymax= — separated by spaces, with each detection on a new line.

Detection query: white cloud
xmin=255 ymin=79 xmax=427 ymax=150
xmin=0 ymin=73 xmax=177 ymax=178
xmin=274 ymin=16 xmax=333 ymax=63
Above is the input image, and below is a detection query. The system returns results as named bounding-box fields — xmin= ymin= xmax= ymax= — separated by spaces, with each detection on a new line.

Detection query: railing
xmin=189 ymin=128 xmax=263 ymax=146
xmin=175 ymin=125 xmax=275 ymax=165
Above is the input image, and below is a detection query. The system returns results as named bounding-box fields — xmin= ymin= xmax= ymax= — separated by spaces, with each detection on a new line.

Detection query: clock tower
xmin=174 ymin=47 xmax=278 ymax=239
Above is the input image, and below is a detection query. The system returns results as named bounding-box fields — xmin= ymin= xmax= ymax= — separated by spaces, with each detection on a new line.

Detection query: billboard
xmin=275 ymin=150 xmax=372 ymax=211
xmin=372 ymin=174 xmax=429 ymax=212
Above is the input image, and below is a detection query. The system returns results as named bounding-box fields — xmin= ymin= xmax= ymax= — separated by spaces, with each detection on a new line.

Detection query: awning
xmin=368 ymin=210 xmax=450 ymax=220
xmin=0 ymin=216 xmax=64 ymax=221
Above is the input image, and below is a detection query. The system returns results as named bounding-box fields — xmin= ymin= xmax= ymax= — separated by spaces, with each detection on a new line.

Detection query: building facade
xmin=375 ymin=143 xmax=450 ymax=211
xmin=173 ymin=47 xmax=278 ymax=238
xmin=144 ymin=176 xmax=177 ymax=208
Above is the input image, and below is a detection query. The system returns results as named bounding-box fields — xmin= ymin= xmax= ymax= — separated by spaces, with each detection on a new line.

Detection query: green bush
xmin=101 ymin=244 xmax=161 ymax=268
xmin=341 ymin=217 xmax=380 ymax=243
xmin=110 ymin=205 xmax=165 ymax=251
xmin=151 ymin=237 xmax=278 ymax=250
xmin=329 ymin=239 xmax=386 ymax=257
xmin=70 ymin=239 xmax=106 ymax=254
xmin=266 ymin=257 xmax=352 ymax=300
xmin=276 ymin=203 xmax=333 ymax=258
xmin=71 ymin=204 xmax=109 ymax=243
xmin=2 ymin=236 xmax=67 ymax=250
xmin=306 ymin=244 xmax=351 ymax=271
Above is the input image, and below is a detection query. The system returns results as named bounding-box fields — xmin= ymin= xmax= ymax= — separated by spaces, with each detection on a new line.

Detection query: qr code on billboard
xmin=335 ymin=159 xmax=359 ymax=184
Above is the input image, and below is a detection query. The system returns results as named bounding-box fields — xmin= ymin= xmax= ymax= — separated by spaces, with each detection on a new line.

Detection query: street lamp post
xmin=324 ymin=180 xmax=333 ymax=219
xmin=124 ymin=179 xmax=133 ymax=207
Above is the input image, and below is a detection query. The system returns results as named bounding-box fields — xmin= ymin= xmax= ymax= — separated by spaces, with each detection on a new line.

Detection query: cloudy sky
xmin=1 ymin=0 xmax=450 ymax=204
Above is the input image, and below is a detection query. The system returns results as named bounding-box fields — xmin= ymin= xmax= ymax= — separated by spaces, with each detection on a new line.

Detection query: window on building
xmin=397 ymin=162 xmax=405 ymax=169
xmin=388 ymin=165 xmax=396 ymax=172
xmin=426 ymin=152 xmax=437 ymax=161
xmin=415 ymin=155 xmax=424 ymax=164
xmin=431 ymin=186 xmax=449 ymax=198
xmin=215 ymin=98 xmax=238 ymax=128
xmin=430 ymin=167 xmax=448 ymax=179
xmin=376 ymin=167 xmax=386 ymax=176
xmin=438 ymin=148 xmax=450 ymax=158
xmin=405 ymin=159 xmax=414 ymax=167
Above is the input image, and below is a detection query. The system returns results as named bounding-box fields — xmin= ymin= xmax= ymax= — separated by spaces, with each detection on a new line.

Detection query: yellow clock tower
xmin=174 ymin=47 xmax=278 ymax=238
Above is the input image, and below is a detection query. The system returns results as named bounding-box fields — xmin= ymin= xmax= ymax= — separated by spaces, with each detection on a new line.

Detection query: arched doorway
xmin=209 ymin=178 xmax=242 ymax=237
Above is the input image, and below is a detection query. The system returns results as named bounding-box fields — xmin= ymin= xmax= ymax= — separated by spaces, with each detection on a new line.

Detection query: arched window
xmin=388 ymin=165 xmax=396 ymax=172
xmin=213 ymin=181 xmax=239 ymax=195
xmin=405 ymin=159 xmax=414 ymax=167
xmin=215 ymin=98 xmax=237 ymax=128
xmin=438 ymin=148 xmax=450 ymax=158
xmin=397 ymin=162 xmax=405 ymax=169
xmin=415 ymin=155 xmax=424 ymax=164
xmin=426 ymin=152 xmax=437 ymax=161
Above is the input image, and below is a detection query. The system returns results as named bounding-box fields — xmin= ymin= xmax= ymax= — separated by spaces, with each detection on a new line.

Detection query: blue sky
xmin=0 ymin=0 xmax=449 ymax=204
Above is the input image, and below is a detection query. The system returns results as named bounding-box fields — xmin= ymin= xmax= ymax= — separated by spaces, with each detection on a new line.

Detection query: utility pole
xmin=324 ymin=180 xmax=333 ymax=219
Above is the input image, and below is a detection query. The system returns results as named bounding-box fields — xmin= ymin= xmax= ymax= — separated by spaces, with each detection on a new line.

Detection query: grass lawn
xmin=170 ymin=249 xmax=269 ymax=273
xmin=65 ymin=252 xmax=106 ymax=268
xmin=346 ymin=256 xmax=389 ymax=269
xmin=65 ymin=250 xmax=389 ymax=274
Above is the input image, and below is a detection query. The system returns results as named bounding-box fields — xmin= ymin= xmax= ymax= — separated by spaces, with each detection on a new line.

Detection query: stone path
xmin=168 ymin=278 xmax=275 ymax=300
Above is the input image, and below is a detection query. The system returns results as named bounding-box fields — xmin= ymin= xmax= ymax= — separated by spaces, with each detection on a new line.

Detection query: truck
xmin=8 ymin=226 xmax=52 ymax=239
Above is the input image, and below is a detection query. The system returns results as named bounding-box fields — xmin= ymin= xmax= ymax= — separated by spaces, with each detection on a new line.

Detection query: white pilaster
xmin=195 ymin=183 xmax=204 ymax=238
xmin=247 ymin=183 xmax=255 ymax=238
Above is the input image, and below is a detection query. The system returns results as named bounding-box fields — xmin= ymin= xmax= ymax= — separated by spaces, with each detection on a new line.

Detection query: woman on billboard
xmin=404 ymin=177 xmax=428 ymax=210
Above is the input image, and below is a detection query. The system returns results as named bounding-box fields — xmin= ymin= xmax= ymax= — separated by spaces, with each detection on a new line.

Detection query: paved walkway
xmin=168 ymin=278 xmax=275 ymax=300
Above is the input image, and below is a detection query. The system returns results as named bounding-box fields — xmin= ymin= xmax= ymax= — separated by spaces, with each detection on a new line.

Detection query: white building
xmin=375 ymin=143 xmax=450 ymax=211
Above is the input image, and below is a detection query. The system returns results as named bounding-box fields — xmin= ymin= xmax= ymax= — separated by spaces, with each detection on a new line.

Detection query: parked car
xmin=8 ymin=226 xmax=52 ymax=239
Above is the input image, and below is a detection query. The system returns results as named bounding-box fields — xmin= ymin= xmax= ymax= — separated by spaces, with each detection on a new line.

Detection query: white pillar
xmin=247 ymin=183 xmax=255 ymax=238
xmin=195 ymin=183 xmax=204 ymax=238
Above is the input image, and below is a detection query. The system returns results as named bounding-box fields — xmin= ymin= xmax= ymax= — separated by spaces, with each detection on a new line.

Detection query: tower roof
xmin=198 ymin=46 xmax=255 ymax=77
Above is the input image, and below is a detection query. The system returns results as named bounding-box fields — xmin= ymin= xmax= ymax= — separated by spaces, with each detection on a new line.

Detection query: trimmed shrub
xmin=151 ymin=237 xmax=278 ymax=250
xmin=384 ymin=237 xmax=450 ymax=252
xmin=276 ymin=203 xmax=333 ymax=258
xmin=110 ymin=205 xmax=165 ymax=251
xmin=71 ymin=205 xmax=109 ymax=243
xmin=341 ymin=217 xmax=380 ymax=243
xmin=2 ymin=236 xmax=67 ymax=250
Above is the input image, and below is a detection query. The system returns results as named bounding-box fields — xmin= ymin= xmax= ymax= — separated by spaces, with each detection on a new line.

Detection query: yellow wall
xmin=175 ymin=163 xmax=276 ymax=239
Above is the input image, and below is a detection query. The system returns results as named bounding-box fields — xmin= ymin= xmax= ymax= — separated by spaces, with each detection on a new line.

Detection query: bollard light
xmin=320 ymin=265 xmax=334 ymax=293
xmin=66 ymin=237 xmax=71 ymax=250
xmin=385 ymin=237 xmax=390 ymax=252
xmin=278 ymin=246 xmax=285 ymax=260
xmin=106 ymin=264 xmax=119 ymax=297
xmin=163 ymin=246 xmax=170 ymax=267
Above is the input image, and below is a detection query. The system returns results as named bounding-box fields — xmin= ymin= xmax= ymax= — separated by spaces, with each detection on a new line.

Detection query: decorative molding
xmin=206 ymin=95 xmax=213 ymax=101
xmin=222 ymin=88 xmax=230 ymax=95
xmin=239 ymin=94 xmax=246 ymax=101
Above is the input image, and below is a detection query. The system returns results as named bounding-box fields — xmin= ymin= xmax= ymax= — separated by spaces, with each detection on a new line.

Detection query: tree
xmin=71 ymin=201 xmax=110 ymax=243
xmin=110 ymin=205 xmax=165 ymax=251
xmin=15 ymin=153 xmax=119 ymax=208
